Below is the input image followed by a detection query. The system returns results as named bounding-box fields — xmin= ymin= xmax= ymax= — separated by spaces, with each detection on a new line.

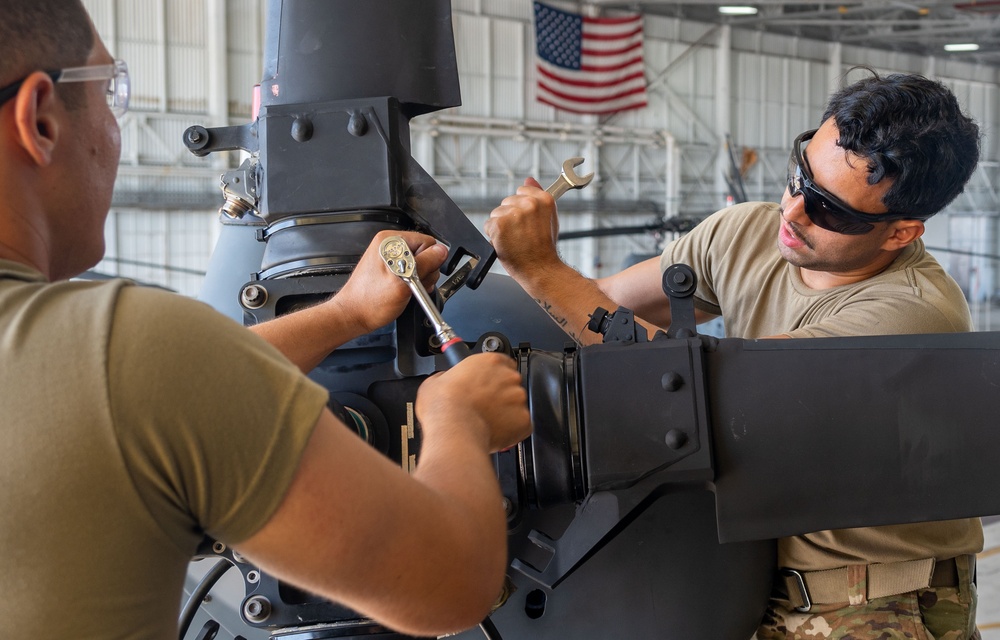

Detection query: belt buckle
xmin=781 ymin=568 xmax=812 ymax=613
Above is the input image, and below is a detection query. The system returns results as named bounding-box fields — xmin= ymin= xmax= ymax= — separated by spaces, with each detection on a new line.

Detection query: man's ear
xmin=881 ymin=219 xmax=925 ymax=251
xmin=12 ymin=72 xmax=61 ymax=167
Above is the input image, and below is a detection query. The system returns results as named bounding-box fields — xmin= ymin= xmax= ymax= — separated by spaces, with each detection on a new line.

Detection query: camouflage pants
xmin=756 ymin=572 xmax=979 ymax=639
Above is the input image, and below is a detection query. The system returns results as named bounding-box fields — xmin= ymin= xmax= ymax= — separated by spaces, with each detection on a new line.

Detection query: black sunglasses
xmin=787 ymin=129 xmax=914 ymax=235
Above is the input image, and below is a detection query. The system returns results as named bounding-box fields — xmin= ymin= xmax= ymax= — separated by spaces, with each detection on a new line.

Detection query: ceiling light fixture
xmin=718 ymin=6 xmax=758 ymax=15
xmin=944 ymin=43 xmax=980 ymax=52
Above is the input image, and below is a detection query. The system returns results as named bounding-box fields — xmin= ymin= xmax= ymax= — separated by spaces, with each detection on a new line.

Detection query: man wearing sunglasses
xmin=0 ymin=1 xmax=533 ymax=638
xmin=487 ymin=72 xmax=981 ymax=638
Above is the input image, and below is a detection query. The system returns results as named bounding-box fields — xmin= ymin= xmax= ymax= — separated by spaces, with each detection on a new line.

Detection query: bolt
xmin=665 ymin=429 xmax=687 ymax=449
xmin=483 ymin=336 xmax=503 ymax=352
xmin=187 ymin=129 xmax=202 ymax=143
xmin=241 ymin=284 xmax=267 ymax=309
xmin=348 ymin=111 xmax=368 ymax=137
xmin=502 ymin=497 xmax=513 ymax=516
xmin=220 ymin=198 xmax=252 ymax=220
xmin=212 ymin=541 xmax=226 ymax=554
xmin=290 ymin=117 xmax=313 ymax=142
xmin=661 ymin=372 xmax=683 ymax=392
xmin=243 ymin=596 xmax=272 ymax=623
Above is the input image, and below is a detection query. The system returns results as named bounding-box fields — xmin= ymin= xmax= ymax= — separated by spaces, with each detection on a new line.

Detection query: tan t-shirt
xmin=661 ymin=202 xmax=983 ymax=570
xmin=0 ymin=260 xmax=329 ymax=639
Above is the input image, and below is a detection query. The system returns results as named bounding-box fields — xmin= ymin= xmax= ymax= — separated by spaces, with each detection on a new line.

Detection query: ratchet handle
xmin=440 ymin=337 xmax=471 ymax=366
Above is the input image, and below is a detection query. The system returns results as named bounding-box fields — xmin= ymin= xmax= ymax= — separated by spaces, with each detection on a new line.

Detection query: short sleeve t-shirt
xmin=661 ymin=202 xmax=973 ymax=339
xmin=0 ymin=260 xmax=329 ymax=639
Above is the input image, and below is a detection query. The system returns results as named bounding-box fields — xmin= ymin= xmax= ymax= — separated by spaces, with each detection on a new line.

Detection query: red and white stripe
xmin=536 ymin=13 xmax=647 ymax=116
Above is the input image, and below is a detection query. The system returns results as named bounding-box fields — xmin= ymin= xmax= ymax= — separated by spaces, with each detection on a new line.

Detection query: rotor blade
xmin=708 ymin=332 xmax=1000 ymax=542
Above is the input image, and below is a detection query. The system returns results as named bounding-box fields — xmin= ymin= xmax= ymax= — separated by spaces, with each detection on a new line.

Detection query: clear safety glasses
xmin=0 ymin=59 xmax=130 ymax=119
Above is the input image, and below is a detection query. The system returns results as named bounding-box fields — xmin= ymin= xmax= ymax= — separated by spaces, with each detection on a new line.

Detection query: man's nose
xmin=782 ymin=189 xmax=811 ymax=226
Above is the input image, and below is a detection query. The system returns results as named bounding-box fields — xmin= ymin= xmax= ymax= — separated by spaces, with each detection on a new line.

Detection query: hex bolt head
xmin=241 ymin=284 xmax=267 ymax=310
xmin=243 ymin=595 xmax=272 ymax=623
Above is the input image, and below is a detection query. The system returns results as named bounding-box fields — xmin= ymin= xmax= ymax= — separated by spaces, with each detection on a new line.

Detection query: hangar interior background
xmin=77 ymin=0 xmax=1000 ymax=635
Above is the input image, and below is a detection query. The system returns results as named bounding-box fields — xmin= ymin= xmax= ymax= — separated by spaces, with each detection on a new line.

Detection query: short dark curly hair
xmin=822 ymin=67 xmax=980 ymax=219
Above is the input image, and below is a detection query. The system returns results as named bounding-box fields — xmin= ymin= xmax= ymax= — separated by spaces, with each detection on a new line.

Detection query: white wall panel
xmin=226 ymin=0 xmax=265 ymax=117
xmin=454 ymin=14 xmax=491 ymax=115
xmin=117 ymin=0 xmax=166 ymax=112
xmin=167 ymin=46 xmax=209 ymax=113
xmin=83 ymin=0 xmax=117 ymax=49
xmin=166 ymin=0 xmax=204 ymax=44
xmin=491 ymin=20 xmax=525 ymax=119
xmin=165 ymin=0 xmax=209 ymax=113
xmin=479 ymin=0 xmax=529 ymax=21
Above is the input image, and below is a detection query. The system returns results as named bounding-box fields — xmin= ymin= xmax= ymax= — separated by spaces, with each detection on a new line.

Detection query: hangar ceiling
xmin=595 ymin=0 xmax=1000 ymax=64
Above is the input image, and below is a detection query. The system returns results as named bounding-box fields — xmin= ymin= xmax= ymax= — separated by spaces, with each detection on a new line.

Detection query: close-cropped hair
xmin=0 ymin=0 xmax=94 ymax=100
xmin=822 ymin=66 xmax=980 ymax=219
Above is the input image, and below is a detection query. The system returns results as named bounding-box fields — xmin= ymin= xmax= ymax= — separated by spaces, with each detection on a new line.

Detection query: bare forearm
xmin=249 ymin=296 xmax=366 ymax=372
xmin=329 ymin=429 xmax=507 ymax=635
xmin=404 ymin=430 xmax=509 ymax=626
xmin=511 ymin=260 xmax=662 ymax=345
xmin=236 ymin=412 xmax=512 ymax=637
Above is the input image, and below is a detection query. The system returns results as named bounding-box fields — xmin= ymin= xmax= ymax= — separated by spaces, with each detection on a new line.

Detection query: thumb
xmin=415 ymin=243 xmax=448 ymax=283
xmin=525 ymin=176 xmax=543 ymax=189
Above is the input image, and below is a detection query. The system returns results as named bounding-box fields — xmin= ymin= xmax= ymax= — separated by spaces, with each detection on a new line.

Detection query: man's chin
xmin=776 ymin=242 xmax=811 ymax=269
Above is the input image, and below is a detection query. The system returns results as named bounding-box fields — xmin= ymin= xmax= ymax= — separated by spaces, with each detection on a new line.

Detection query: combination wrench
xmin=544 ymin=156 xmax=594 ymax=198
xmin=382 ymin=158 xmax=593 ymax=366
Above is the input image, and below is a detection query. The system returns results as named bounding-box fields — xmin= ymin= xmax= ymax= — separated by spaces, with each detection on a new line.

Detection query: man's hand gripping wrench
xmin=439 ymin=158 xmax=594 ymax=301
xmin=381 ymin=159 xmax=592 ymax=365
xmin=380 ymin=236 xmax=472 ymax=367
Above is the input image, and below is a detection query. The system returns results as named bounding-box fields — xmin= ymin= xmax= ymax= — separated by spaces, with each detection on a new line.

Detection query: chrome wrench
xmin=380 ymin=235 xmax=471 ymax=366
xmin=545 ymin=157 xmax=595 ymax=199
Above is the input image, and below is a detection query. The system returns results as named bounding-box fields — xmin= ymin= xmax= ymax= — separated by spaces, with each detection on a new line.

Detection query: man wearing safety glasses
xmin=0 ymin=1 xmax=533 ymax=638
xmin=488 ymin=71 xmax=981 ymax=638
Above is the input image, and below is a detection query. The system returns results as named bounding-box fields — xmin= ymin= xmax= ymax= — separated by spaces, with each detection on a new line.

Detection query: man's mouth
xmin=778 ymin=212 xmax=814 ymax=250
